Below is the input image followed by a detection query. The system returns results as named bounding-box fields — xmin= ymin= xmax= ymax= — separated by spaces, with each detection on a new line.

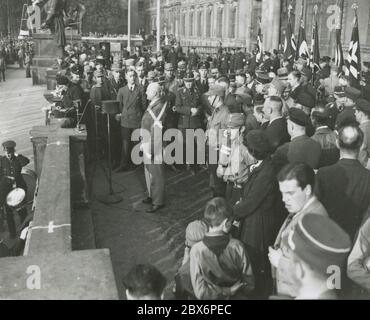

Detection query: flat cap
xmin=355 ymin=99 xmax=370 ymax=114
xmin=245 ymin=130 xmax=271 ymax=154
xmin=285 ymin=214 xmax=351 ymax=275
xmin=344 ymin=86 xmax=362 ymax=101
xmin=2 ymin=140 xmax=16 ymax=149
xmin=288 ymin=107 xmax=311 ymax=127
xmin=294 ymin=89 xmax=316 ymax=109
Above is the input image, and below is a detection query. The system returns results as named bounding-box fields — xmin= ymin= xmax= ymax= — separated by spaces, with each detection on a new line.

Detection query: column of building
xmin=261 ymin=0 xmax=281 ymax=51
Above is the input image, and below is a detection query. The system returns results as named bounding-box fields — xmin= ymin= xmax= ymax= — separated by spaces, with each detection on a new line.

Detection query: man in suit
xmin=315 ymin=124 xmax=370 ymax=240
xmin=272 ymin=108 xmax=322 ymax=172
xmin=116 ymin=69 xmax=147 ymax=172
xmin=141 ymin=82 xmax=167 ymax=213
xmin=262 ymin=96 xmax=290 ymax=152
xmin=136 ymin=63 xmax=148 ymax=91
xmin=269 ymin=163 xmax=328 ymax=298
xmin=310 ymin=106 xmax=339 ymax=168
xmin=354 ymin=99 xmax=370 ymax=169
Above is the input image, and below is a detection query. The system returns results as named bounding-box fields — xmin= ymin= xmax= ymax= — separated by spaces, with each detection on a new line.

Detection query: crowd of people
xmin=3 ymin=36 xmax=370 ymax=300
xmin=0 ymin=37 xmax=34 ymax=80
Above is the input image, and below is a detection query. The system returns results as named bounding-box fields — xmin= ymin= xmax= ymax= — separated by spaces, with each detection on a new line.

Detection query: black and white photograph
xmin=0 ymin=0 xmax=370 ymax=305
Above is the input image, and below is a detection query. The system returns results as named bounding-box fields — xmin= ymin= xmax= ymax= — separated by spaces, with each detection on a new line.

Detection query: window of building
xmin=198 ymin=11 xmax=203 ymax=37
xmin=217 ymin=8 xmax=223 ymax=38
xmin=229 ymin=6 xmax=236 ymax=39
xmin=206 ymin=9 xmax=212 ymax=37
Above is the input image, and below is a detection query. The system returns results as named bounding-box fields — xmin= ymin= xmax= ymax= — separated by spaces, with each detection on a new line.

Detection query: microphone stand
xmin=94 ymin=100 xmax=123 ymax=204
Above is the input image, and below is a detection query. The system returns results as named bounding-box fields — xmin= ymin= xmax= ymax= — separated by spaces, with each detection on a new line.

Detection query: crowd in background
xmin=3 ymin=36 xmax=370 ymax=300
xmin=0 ymin=37 xmax=34 ymax=81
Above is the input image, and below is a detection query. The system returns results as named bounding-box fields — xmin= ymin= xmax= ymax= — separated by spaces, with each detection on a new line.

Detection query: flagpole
xmin=156 ymin=0 xmax=161 ymax=53
xmin=127 ymin=0 xmax=131 ymax=53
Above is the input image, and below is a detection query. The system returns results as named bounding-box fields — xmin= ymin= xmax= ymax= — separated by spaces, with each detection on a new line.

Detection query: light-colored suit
xmin=272 ymin=196 xmax=328 ymax=298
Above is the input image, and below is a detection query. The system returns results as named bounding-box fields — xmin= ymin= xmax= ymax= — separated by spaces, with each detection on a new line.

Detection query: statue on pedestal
xmin=32 ymin=0 xmax=86 ymax=57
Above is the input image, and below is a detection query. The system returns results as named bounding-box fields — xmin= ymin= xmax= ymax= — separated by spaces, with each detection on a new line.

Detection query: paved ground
xmin=1 ymin=67 xmax=213 ymax=299
xmin=0 ymin=66 xmax=46 ymax=243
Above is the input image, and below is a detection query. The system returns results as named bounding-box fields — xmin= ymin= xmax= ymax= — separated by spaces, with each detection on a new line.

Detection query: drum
xmin=6 ymin=188 xmax=26 ymax=209
xmin=22 ymin=168 xmax=37 ymax=204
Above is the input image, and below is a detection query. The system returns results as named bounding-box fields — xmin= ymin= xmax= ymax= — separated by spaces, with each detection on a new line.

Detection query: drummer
xmin=0 ymin=140 xmax=30 ymax=238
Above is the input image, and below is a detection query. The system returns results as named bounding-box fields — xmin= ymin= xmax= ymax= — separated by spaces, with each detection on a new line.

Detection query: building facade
xmin=144 ymin=0 xmax=262 ymax=52
xmin=144 ymin=0 xmax=370 ymax=60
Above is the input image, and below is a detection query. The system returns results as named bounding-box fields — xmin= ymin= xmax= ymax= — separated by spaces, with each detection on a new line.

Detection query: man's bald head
xmin=263 ymin=96 xmax=283 ymax=120
xmin=337 ymin=125 xmax=364 ymax=153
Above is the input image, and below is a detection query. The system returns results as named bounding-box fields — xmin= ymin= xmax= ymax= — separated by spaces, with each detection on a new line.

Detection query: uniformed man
xmin=163 ymin=63 xmax=182 ymax=172
xmin=219 ymin=50 xmax=230 ymax=76
xmin=272 ymin=108 xmax=322 ymax=172
xmin=0 ymin=141 xmax=29 ymax=238
xmin=195 ymin=62 xmax=209 ymax=95
xmin=260 ymin=51 xmax=274 ymax=73
xmin=234 ymin=48 xmax=247 ymax=72
xmin=174 ymin=71 xmax=202 ymax=174
xmin=56 ymin=64 xmax=85 ymax=128
xmin=229 ymin=48 xmax=237 ymax=74
xmin=335 ymin=86 xmax=361 ymax=130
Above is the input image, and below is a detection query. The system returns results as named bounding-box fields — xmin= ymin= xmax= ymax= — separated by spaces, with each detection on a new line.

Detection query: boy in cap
xmin=190 ymin=197 xmax=255 ymax=299
xmin=0 ymin=141 xmax=30 ymax=238
xmin=285 ymin=214 xmax=351 ymax=299
xmin=174 ymin=220 xmax=208 ymax=299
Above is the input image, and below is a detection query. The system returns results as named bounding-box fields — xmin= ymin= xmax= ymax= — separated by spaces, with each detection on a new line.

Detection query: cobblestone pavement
xmin=89 ymin=163 xmax=212 ymax=299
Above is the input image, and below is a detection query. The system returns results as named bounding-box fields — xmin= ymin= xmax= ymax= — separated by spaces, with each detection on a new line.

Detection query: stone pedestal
xmin=31 ymin=31 xmax=81 ymax=85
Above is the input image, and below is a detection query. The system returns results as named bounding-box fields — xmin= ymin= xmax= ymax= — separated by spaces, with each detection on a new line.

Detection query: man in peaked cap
xmin=285 ymin=214 xmax=351 ymax=299
xmin=335 ymin=86 xmax=361 ymax=130
xmin=354 ymin=99 xmax=370 ymax=169
xmin=272 ymin=108 xmax=322 ymax=172
xmin=174 ymin=71 xmax=202 ymax=174
xmin=0 ymin=140 xmax=30 ymax=238
xmin=196 ymin=62 xmax=209 ymax=96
